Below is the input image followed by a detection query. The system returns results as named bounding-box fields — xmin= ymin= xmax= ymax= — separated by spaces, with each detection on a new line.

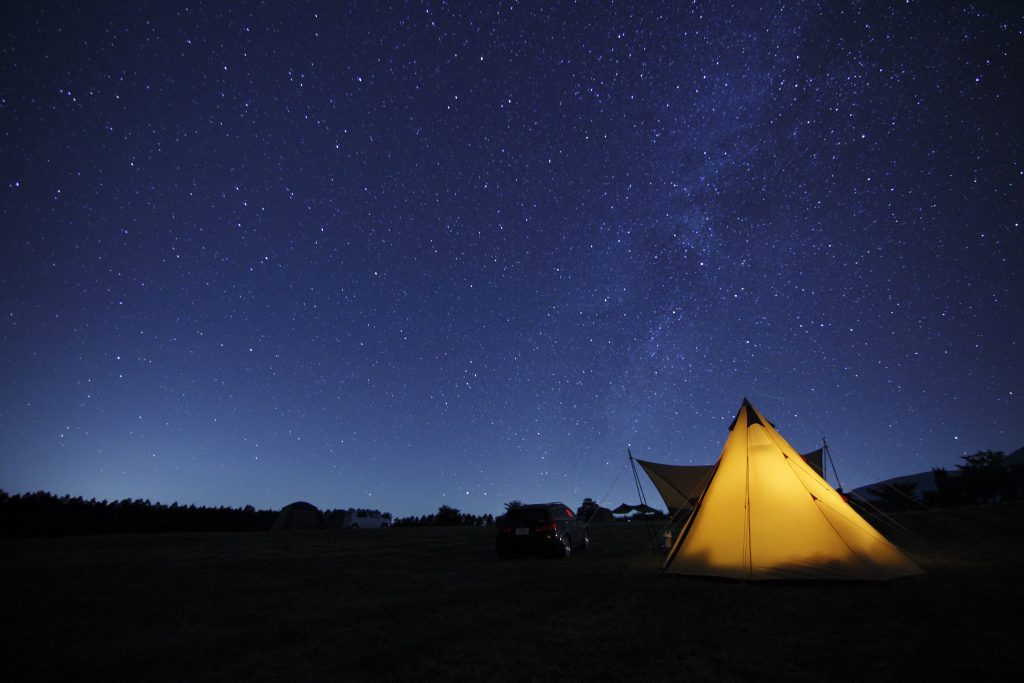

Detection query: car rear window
xmin=504 ymin=508 xmax=550 ymax=524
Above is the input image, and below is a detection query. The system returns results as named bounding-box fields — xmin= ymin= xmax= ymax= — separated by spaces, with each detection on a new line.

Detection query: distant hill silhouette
xmin=850 ymin=471 xmax=938 ymax=503
xmin=851 ymin=446 xmax=1024 ymax=505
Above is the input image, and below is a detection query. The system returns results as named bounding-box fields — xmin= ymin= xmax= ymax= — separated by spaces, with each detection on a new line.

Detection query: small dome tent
xmin=272 ymin=501 xmax=323 ymax=531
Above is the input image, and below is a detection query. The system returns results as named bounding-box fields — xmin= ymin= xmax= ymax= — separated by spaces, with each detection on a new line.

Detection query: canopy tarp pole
xmin=628 ymin=449 xmax=660 ymax=550
xmin=824 ymin=438 xmax=844 ymax=492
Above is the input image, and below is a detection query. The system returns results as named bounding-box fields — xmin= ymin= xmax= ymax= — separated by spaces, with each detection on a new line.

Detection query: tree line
xmin=393 ymin=504 xmax=495 ymax=527
xmin=0 ymin=490 xmax=277 ymax=538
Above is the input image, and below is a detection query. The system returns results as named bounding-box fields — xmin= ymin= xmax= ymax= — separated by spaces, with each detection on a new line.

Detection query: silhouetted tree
xmin=504 ymin=500 xmax=522 ymax=512
xmin=434 ymin=505 xmax=462 ymax=526
xmin=957 ymin=450 xmax=1012 ymax=503
xmin=925 ymin=468 xmax=962 ymax=508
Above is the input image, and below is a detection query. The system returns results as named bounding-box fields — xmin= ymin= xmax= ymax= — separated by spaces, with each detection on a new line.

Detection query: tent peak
xmin=728 ymin=398 xmax=764 ymax=431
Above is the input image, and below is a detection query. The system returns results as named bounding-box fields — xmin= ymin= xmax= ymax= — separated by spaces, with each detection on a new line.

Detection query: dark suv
xmin=495 ymin=502 xmax=589 ymax=558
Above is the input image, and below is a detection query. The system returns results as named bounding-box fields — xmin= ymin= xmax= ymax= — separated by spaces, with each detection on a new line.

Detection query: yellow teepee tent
xmin=663 ymin=399 xmax=923 ymax=581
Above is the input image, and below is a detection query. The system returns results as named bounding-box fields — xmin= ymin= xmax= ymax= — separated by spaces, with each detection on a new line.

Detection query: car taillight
xmin=499 ymin=526 xmax=513 ymax=533
xmin=534 ymin=522 xmax=556 ymax=532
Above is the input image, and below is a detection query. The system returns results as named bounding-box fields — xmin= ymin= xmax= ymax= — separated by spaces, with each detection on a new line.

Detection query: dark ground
xmin=3 ymin=503 xmax=1023 ymax=681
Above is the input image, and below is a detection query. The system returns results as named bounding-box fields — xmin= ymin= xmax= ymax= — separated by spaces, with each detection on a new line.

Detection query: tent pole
xmin=824 ymin=438 xmax=844 ymax=493
xmin=628 ymin=449 xmax=650 ymax=509
xmin=628 ymin=449 xmax=660 ymax=551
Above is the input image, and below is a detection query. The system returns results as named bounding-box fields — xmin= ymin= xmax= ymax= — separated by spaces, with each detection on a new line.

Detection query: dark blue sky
xmin=2 ymin=2 xmax=1021 ymax=517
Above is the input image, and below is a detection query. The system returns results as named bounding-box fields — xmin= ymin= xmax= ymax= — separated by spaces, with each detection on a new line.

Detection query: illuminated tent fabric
xmin=638 ymin=452 xmax=823 ymax=512
xmin=636 ymin=461 xmax=714 ymax=512
xmin=661 ymin=399 xmax=923 ymax=581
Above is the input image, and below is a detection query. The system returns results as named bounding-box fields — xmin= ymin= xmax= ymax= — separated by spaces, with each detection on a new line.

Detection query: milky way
xmin=2 ymin=2 xmax=1021 ymax=516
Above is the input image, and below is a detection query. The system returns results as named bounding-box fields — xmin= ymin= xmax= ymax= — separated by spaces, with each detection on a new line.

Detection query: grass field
xmin=3 ymin=503 xmax=1023 ymax=681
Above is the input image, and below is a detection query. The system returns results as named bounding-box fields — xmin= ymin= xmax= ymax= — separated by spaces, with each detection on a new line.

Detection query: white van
xmin=340 ymin=508 xmax=391 ymax=529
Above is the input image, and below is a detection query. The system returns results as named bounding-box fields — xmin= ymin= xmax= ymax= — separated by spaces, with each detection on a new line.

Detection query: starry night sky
xmin=2 ymin=2 xmax=1021 ymax=517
